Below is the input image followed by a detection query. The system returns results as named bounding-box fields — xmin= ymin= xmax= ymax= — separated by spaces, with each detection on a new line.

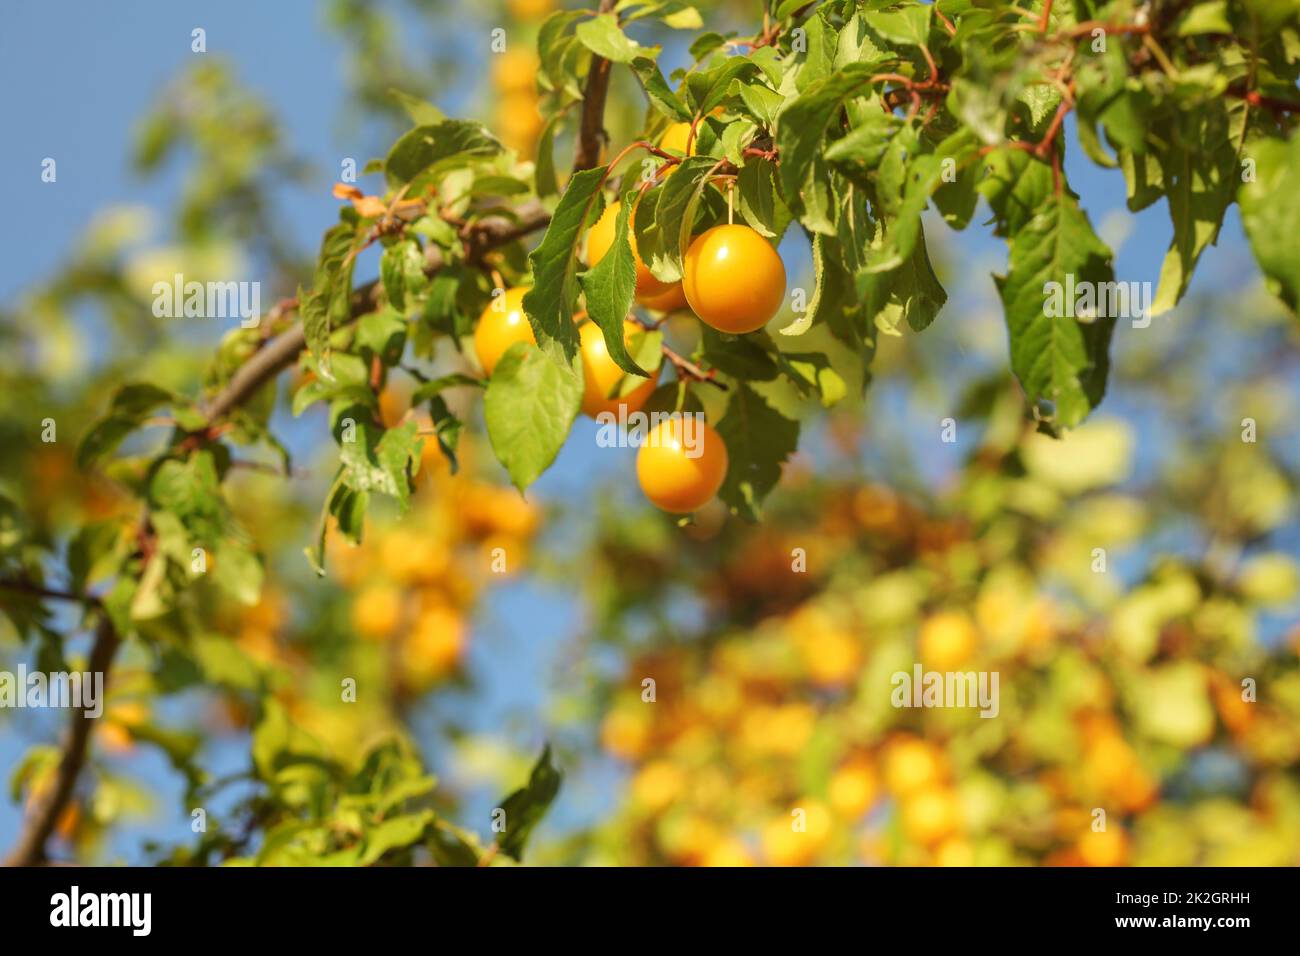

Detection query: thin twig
xmin=5 ymin=613 xmax=121 ymax=866
xmin=661 ymin=344 xmax=727 ymax=390
xmin=572 ymin=0 xmax=619 ymax=172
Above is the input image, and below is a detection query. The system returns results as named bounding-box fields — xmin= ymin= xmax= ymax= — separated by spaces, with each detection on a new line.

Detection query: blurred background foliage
xmin=1 ymin=0 xmax=1298 ymax=865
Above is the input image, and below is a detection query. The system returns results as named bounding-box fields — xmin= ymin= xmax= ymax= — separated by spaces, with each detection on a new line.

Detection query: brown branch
xmin=572 ymin=0 xmax=618 ymax=172
xmin=0 ymin=579 xmax=99 ymax=605
xmin=15 ymin=199 xmax=546 ymax=868
xmin=1038 ymin=0 xmax=1054 ymax=33
xmin=202 ymin=200 xmax=551 ymax=424
xmin=661 ymin=343 xmax=727 ymax=390
xmin=1055 ymin=20 xmax=1150 ymax=40
xmin=5 ymin=613 xmax=121 ymax=866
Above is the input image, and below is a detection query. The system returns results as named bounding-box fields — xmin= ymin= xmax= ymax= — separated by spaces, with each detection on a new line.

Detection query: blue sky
xmin=0 ymin=0 xmax=1278 ymax=863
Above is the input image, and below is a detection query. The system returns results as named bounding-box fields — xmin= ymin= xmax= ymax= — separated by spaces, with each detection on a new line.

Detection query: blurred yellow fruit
xmin=461 ymin=484 xmax=540 ymax=538
xmin=802 ymin=626 xmax=863 ymax=688
xmin=491 ymin=49 xmax=538 ymax=95
xmin=740 ymin=703 xmax=816 ymax=757
xmin=788 ymin=605 xmax=863 ymax=688
xmin=883 ymin=737 xmax=944 ymax=796
xmin=497 ymin=92 xmax=543 ymax=152
xmin=578 ymin=319 xmax=660 ymax=419
xmin=100 ymin=701 xmax=149 ymax=754
xmin=400 ymin=605 xmax=466 ymax=684
xmin=919 ymin=610 xmax=978 ymax=670
xmin=828 ymin=758 xmax=878 ymax=819
xmin=381 ymin=528 xmax=449 ymax=584
xmin=630 ymin=760 xmax=684 ymax=813
xmin=701 ymin=837 xmax=755 ymax=867
xmin=1077 ymin=827 xmax=1129 ymax=867
xmin=378 ymin=388 xmax=406 ymax=428
xmin=351 ymin=583 xmax=403 ymax=640
xmin=761 ymin=800 xmax=832 ymax=866
xmin=507 ymin=0 xmax=554 ymax=20
xmin=900 ymin=786 xmax=962 ymax=847
xmin=933 ymin=837 xmax=975 ymax=867
xmin=601 ymin=706 xmax=652 ymax=760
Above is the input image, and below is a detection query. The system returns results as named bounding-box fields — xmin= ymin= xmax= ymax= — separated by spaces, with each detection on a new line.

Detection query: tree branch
xmin=572 ymin=0 xmax=618 ymax=172
xmin=13 ymin=198 xmax=550 ymax=866
xmin=202 ymin=200 xmax=551 ymax=424
xmin=4 ymin=613 xmax=121 ymax=866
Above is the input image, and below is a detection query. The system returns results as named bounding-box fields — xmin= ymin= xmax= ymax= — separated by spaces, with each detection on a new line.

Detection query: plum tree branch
xmin=4 ymin=613 xmax=121 ymax=866
xmin=8 ymin=200 xmax=550 ymax=866
xmin=203 ymin=200 xmax=551 ymax=424
xmin=572 ymin=0 xmax=619 ymax=172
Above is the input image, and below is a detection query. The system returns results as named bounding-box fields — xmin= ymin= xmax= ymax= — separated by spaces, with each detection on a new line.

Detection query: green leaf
xmin=631 ymin=57 xmax=692 ymax=121
xmin=994 ymin=193 xmax=1116 ymax=432
xmin=865 ymin=132 xmax=944 ymax=273
xmin=524 ymin=166 xmax=607 ymax=365
xmin=535 ymin=113 xmax=563 ymax=198
xmin=380 ymin=240 xmax=426 ymax=314
xmin=356 ymin=308 xmax=407 ymax=367
xmin=76 ymin=383 xmax=178 ymax=470
xmin=715 ymin=383 xmax=800 ymax=519
xmin=359 ymin=811 xmax=435 ymax=866
xmin=684 ymin=56 xmax=759 ymax=115
xmin=1241 ymin=131 xmax=1300 ymax=312
xmin=638 ymin=156 xmax=718 ymax=281
xmin=385 ymin=120 xmax=502 ymax=188
xmin=866 ymin=5 xmax=933 ymax=48
xmin=778 ymin=352 xmax=847 ymax=407
xmin=777 ymin=62 xmax=881 ymax=217
xmin=303 ymin=218 xmax=360 ymax=371
xmin=579 ymin=192 xmax=649 ymax=377
xmin=388 ymin=89 xmax=444 ymax=125
xmin=780 ymin=231 xmax=833 ymax=336
xmin=339 ymin=419 xmax=422 ymax=512
xmin=700 ymin=327 xmax=779 ymax=380
xmin=149 ymin=451 xmax=228 ymax=545
xmin=823 ymin=110 xmax=901 ymax=170
xmin=211 ymin=541 xmax=263 ymax=606
xmin=794 ymin=6 xmax=837 ymax=91
xmin=410 ymin=376 xmax=482 ymax=474
xmin=979 ymin=148 xmax=1054 ymax=237
xmin=1176 ymin=0 xmax=1232 ymax=35
xmin=497 ymin=744 xmax=563 ymax=863
xmin=736 ymin=81 xmax=784 ymax=129
xmin=736 ymin=157 xmax=786 ymax=239
xmin=623 ymin=1 xmax=704 ymax=29
xmin=859 ymin=222 xmax=948 ymax=335
xmin=576 ymin=13 xmax=655 ymax=63
xmin=1151 ymin=102 xmax=1248 ymax=316
xmin=483 ymin=343 xmax=582 ymax=491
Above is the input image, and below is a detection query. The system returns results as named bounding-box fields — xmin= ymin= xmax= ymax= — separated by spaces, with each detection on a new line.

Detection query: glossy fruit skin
xmin=636 ymin=416 xmax=729 ymax=513
xmin=579 ymin=320 xmax=660 ymax=418
xmin=683 ymin=224 xmax=787 ymax=334
xmin=474 ymin=287 xmax=535 ymax=376
xmin=586 ymin=201 xmax=683 ymax=306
